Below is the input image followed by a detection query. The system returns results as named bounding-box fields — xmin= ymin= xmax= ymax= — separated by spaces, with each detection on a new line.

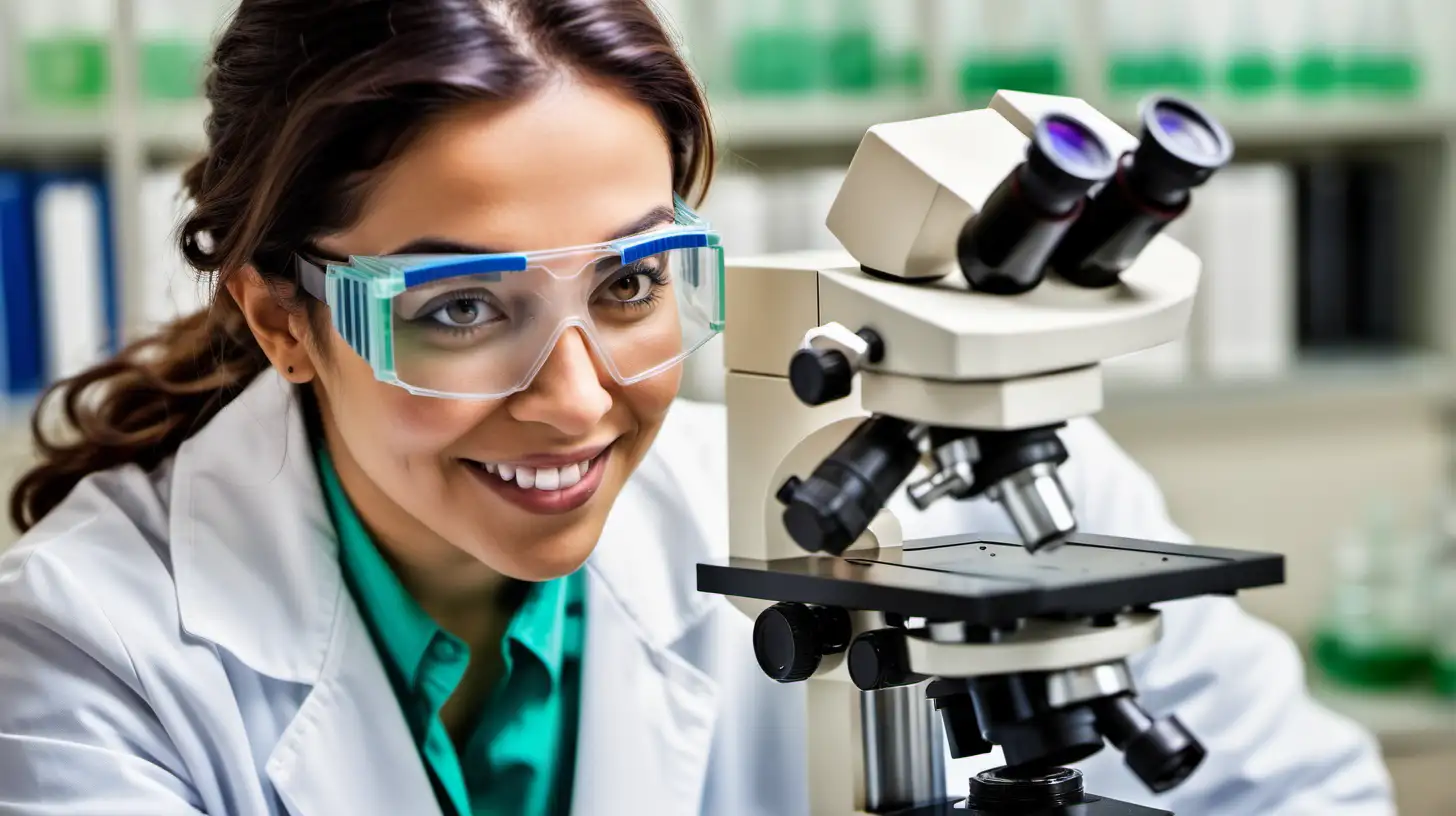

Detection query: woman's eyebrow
xmin=382 ymin=204 xmax=679 ymax=256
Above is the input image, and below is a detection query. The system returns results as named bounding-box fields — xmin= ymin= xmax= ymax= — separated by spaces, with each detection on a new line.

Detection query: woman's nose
xmin=506 ymin=328 xmax=613 ymax=434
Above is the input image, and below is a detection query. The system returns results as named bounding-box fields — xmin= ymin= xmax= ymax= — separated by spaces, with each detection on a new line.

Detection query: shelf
xmin=5 ymin=95 xmax=1455 ymax=159
xmin=713 ymin=95 xmax=1456 ymax=152
xmin=0 ymin=101 xmax=208 ymax=158
xmin=1103 ymin=353 xmax=1455 ymax=414
xmin=1312 ymin=682 xmax=1456 ymax=755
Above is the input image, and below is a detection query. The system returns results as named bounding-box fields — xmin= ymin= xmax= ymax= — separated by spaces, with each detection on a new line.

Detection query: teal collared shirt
xmin=316 ymin=448 xmax=584 ymax=816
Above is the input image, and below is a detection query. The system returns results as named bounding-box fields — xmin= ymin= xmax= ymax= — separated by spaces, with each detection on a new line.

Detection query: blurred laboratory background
xmin=2 ymin=0 xmax=1456 ymax=810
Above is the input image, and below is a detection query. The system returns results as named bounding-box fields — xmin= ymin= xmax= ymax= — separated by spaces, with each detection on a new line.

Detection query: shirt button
xmin=432 ymin=638 xmax=464 ymax=662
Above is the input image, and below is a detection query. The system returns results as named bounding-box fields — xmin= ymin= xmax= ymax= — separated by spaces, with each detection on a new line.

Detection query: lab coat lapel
xmin=170 ymin=371 xmax=441 ymax=816
xmin=570 ymin=456 xmax=722 ymax=816
xmin=265 ymin=590 xmax=443 ymax=816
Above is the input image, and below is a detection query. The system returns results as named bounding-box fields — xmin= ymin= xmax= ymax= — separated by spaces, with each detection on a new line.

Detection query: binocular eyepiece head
xmin=961 ymin=93 xmax=1233 ymax=294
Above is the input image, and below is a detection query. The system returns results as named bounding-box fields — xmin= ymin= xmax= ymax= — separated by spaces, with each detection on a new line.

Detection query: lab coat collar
xmin=170 ymin=370 xmax=442 ymax=814
xmin=170 ymin=369 xmax=338 ymax=685
xmin=168 ymin=370 xmax=720 ymax=815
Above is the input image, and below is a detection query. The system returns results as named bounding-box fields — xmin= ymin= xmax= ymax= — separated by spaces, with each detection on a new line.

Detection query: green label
xmin=732 ymin=28 xmax=819 ymax=95
xmin=1291 ymin=50 xmax=1342 ymax=96
xmin=1224 ymin=52 xmax=1281 ymax=96
xmin=960 ymin=53 xmax=1067 ymax=103
xmin=142 ymin=39 xmax=208 ymax=100
xmin=825 ymin=30 xmax=876 ymax=93
xmin=1108 ymin=51 xmax=1207 ymax=94
xmin=1344 ymin=54 xmax=1420 ymax=96
xmin=24 ymin=37 xmax=109 ymax=105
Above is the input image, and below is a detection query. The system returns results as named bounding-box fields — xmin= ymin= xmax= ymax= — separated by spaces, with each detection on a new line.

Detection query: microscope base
xmin=698 ymin=531 xmax=1283 ymax=622
xmin=885 ymin=796 xmax=1168 ymax=815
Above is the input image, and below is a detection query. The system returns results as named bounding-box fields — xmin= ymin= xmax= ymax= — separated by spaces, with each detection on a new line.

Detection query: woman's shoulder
xmin=0 ymin=462 xmax=184 ymax=664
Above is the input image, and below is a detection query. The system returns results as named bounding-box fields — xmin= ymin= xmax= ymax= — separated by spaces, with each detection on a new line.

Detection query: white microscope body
xmin=699 ymin=91 xmax=1282 ymax=816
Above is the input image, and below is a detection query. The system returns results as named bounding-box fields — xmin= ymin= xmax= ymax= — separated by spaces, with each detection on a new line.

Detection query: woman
xmin=0 ymin=1 xmax=1391 ymax=814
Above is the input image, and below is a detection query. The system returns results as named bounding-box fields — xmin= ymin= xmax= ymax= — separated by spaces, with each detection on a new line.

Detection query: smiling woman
xmin=0 ymin=2 xmax=726 ymax=815
xmin=0 ymin=2 xmax=1401 ymax=815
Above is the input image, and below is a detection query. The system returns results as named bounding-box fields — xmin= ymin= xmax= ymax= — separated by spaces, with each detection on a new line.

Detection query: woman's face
xmin=305 ymin=78 xmax=682 ymax=583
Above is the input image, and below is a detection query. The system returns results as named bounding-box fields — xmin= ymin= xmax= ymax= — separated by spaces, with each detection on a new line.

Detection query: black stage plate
xmin=697 ymin=533 xmax=1284 ymax=623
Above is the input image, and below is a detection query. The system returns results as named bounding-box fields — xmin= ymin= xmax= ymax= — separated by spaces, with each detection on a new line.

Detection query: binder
xmin=1196 ymin=164 xmax=1297 ymax=379
xmin=0 ymin=171 xmax=44 ymax=396
xmin=141 ymin=169 xmax=209 ymax=329
xmin=31 ymin=169 xmax=118 ymax=384
xmin=1296 ymin=159 xmax=1353 ymax=348
xmin=1347 ymin=160 xmax=1403 ymax=345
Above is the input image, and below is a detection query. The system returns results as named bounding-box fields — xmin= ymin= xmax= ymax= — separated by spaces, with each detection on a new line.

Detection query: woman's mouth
xmin=462 ymin=444 xmax=613 ymax=515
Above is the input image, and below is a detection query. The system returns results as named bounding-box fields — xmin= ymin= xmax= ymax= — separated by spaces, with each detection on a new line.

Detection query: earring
xmin=287 ymin=366 xmax=295 ymax=375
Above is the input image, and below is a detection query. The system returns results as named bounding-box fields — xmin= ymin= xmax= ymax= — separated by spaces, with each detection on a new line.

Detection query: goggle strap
xmin=296 ymin=255 xmax=328 ymax=303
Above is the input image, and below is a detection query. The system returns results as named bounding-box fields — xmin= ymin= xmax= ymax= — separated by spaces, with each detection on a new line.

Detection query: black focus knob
xmin=753 ymin=603 xmax=852 ymax=683
xmin=789 ymin=348 xmax=854 ymax=406
xmin=848 ymin=629 xmax=921 ymax=691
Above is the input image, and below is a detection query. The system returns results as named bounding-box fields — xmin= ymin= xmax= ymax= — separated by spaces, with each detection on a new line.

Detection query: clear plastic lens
xmin=383 ymin=244 xmax=722 ymax=397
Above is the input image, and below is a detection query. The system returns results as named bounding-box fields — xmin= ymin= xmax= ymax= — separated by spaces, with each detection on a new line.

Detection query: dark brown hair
xmin=9 ymin=0 xmax=715 ymax=532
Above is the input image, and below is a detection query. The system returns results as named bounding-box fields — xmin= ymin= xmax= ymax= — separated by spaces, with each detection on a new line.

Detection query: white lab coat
xmin=0 ymin=369 xmax=1392 ymax=816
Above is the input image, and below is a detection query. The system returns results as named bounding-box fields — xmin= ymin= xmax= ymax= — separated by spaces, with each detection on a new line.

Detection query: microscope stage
xmin=697 ymin=533 xmax=1283 ymax=623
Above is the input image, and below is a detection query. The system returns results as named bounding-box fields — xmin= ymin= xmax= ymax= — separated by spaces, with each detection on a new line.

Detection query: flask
xmin=1312 ymin=502 xmax=1432 ymax=690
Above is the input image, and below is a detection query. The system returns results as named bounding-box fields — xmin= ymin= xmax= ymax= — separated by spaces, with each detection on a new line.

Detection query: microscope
xmin=696 ymin=90 xmax=1285 ymax=815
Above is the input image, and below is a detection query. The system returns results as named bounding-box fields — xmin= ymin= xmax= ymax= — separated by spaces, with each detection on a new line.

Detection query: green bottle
xmin=138 ymin=0 xmax=217 ymax=101
xmin=941 ymin=0 xmax=997 ymax=106
xmin=1342 ymin=0 xmax=1420 ymax=97
xmin=869 ymin=0 xmax=925 ymax=95
xmin=825 ymin=0 xmax=876 ymax=95
xmin=1291 ymin=0 xmax=1345 ymax=98
xmin=20 ymin=1 xmax=111 ymax=108
xmin=1222 ymin=0 xmax=1281 ymax=98
xmin=959 ymin=0 xmax=1067 ymax=104
xmin=1106 ymin=0 xmax=1205 ymax=95
xmin=731 ymin=0 xmax=819 ymax=96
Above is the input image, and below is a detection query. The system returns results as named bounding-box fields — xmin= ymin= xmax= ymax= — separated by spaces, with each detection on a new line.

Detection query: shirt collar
xmin=315 ymin=445 xmax=575 ymax=686
xmin=316 ymin=446 xmax=440 ymax=686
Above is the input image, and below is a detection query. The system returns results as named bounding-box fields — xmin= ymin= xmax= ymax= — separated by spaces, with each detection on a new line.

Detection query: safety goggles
xmin=295 ymin=196 xmax=725 ymax=400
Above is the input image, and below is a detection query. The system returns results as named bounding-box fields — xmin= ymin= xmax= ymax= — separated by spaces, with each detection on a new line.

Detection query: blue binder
xmin=0 ymin=170 xmax=44 ymax=396
xmin=29 ymin=168 xmax=120 ymax=384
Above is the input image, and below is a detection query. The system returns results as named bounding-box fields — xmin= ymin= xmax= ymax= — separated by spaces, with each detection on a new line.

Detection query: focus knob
xmin=753 ymin=603 xmax=852 ymax=683
xmin=848 ymin=629 xmax=922 ymax=691
xmin=790 ymin=348 xmax=854 ymax=406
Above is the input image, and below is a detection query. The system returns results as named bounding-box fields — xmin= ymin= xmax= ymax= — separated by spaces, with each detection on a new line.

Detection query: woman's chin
xmin=460 ymin=524 xmax=602 ymax=583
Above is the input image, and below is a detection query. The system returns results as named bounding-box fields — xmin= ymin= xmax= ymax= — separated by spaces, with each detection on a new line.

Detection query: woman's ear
xmin=225 ymin=266 xmax=318 ymax=383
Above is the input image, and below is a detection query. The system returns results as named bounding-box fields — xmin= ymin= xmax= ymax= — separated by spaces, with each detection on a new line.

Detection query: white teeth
xmin=476 ymin=453 xmax=600 ymax=492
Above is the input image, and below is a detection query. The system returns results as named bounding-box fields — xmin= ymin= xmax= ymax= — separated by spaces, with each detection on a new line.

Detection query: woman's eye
xmin=603 ymin=272 xmax=655 ymax=304
xmin=427 ymin=297 xmax=499 ymax=328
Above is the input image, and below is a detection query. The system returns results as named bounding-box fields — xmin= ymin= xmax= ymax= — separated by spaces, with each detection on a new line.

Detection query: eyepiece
xmin=1026 ymin=115 xmax=1118 ymax=213
xmin=1049 ymin=94 xmax=1234 ymax=288
xmin=958 ymin=113 xmax=1116 ymax=295
xmin=1126 ymin=96 xmax=1234 ymax=208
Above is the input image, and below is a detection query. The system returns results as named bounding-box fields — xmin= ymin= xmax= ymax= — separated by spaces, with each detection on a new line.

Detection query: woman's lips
xmin=463 ymin=444 xmax=612 ymax=515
